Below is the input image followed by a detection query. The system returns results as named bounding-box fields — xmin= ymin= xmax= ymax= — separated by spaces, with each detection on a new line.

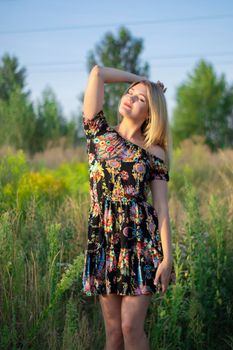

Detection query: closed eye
xmin=127 ymin=89 xmax=146 ymax=102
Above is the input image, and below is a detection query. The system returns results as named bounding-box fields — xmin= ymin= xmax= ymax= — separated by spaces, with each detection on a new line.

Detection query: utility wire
xmin=0 ymin=14 xmax=233 ymax=35
xmin=25 ymin=60 xmax=84 ymax=67
xmin=147 ymin=51 xmax=233 ymax=60
xmin=22 ymin=51 xmax=233 ymax=68
xmin=28 ymin=60 xmax=233 ymax=74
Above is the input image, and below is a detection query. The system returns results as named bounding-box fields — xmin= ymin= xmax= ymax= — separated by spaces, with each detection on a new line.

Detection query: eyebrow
xmin=129 ymin=87 xmax=147 ymax=99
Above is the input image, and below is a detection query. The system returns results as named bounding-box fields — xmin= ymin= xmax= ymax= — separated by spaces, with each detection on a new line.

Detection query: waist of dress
xmin=103 ymin=194 xmax=147 ymax=204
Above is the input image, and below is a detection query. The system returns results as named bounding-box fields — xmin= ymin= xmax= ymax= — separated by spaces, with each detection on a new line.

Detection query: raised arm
xmin=83 ymin=65 xmax=146 ymax=120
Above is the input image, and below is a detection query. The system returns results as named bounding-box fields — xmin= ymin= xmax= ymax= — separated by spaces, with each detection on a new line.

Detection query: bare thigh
xmin=121 ymin=294 xmax=152 ymax=334
xmin=99 ymin=294 xmax=123 ymax=333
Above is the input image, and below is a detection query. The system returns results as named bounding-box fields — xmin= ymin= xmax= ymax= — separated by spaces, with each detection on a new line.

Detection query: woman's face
xmin=118 ymin=83 xmax=149 ymax=123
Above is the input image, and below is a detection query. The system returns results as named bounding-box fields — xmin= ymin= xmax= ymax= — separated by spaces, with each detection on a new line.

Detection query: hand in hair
xmin=156 ymin=80 xmax=167 ymax=93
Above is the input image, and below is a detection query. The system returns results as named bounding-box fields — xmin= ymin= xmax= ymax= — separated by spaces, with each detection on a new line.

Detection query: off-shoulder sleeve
xmin=82 ymin=109 xmax=109 ymax=139
xmin=149 ymin=156 xmax=170 ymax=182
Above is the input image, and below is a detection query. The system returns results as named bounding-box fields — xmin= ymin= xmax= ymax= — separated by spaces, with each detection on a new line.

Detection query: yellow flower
xmin=90 ymin=161 xmax=104 ymax=182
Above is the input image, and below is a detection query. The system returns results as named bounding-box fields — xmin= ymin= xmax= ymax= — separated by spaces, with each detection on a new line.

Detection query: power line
xmin=150 ymin=60 xmax=233 ymax=68
xmin=147 ymin=51 xmax=233 ymax=60
xmin=22 ymin=51 xmax=233 ymax=68
xmin=24 ymin=60 xmax=84 ymax=67
xmin=0 ymin=14 xmax=233 ymax=35
xmin=28 ymin=60 xmax=233 ymax=74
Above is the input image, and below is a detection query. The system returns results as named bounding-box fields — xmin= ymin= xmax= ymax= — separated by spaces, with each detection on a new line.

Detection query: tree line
xmin=0 ymin=26 xmax=232 ymax=156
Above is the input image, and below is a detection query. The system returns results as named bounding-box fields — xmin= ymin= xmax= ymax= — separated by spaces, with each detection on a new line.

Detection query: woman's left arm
xmin=150 ymin=179 xmax=173 ymax=294
xmin=149 ymin=180 xmax=173 ymax=264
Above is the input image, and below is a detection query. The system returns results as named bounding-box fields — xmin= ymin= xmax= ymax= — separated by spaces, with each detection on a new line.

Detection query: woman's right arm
xmin=83 ymin=65 xmax=146 ymax=120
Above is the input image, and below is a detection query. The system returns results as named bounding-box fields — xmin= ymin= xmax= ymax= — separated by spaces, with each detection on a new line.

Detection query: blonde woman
xmin=82 ymin=65 xmax=176 ymax=350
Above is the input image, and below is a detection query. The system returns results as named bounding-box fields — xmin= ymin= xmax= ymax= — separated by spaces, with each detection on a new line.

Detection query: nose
xmin=127 ymin=95 xmax=134 ymax=103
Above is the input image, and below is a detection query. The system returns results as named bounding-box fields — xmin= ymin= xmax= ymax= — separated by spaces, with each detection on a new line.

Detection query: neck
xmin=116 ymin=118 xmax=144 ymax=142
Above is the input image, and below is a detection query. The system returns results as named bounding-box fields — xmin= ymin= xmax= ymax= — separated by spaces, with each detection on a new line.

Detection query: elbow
xmin=90 ymin=64 xmax=102 ymax=77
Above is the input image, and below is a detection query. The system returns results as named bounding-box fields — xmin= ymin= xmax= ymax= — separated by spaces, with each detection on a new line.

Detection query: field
xmin=0 ymin=137 xmax=233 ymax=350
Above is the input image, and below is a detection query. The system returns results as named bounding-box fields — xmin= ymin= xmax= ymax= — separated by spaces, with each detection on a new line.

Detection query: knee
xmin=106 ymin=326 xmax=123 ymax=345
xmin=106 ymin=327 xmax=123 ymax=339
xmin=122 ymin=321 xmax=144 ymax=340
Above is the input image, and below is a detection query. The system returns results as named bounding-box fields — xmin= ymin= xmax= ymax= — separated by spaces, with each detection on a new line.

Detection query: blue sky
xmin=0 ymin=0 xmax=233 ymax=122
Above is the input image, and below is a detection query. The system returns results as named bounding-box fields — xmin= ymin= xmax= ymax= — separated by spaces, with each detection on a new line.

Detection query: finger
xmin=161 ymin=286 xmax=166 ymax=295
xmin=161 ymin=281 xmax=168 ymax=294
xmin=160 ymin=275 xmax=169 ymax=290
xmin=154 ymin=267 xmax=161 ymax=285
xmin=154 ymin=272 xmax=161 ymax=285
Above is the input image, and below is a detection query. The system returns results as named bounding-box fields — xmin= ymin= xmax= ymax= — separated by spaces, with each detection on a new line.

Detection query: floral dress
xmin=81 ymin=109 xmax=175 ymax=296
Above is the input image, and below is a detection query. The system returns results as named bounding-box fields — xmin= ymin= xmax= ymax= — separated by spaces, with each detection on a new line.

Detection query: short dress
xmin=81 ymin=109 xmax=175 ymax=296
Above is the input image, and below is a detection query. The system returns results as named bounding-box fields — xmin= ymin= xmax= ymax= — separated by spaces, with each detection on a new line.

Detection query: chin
xmin=119 ymin=106 xmax=132 ymax=117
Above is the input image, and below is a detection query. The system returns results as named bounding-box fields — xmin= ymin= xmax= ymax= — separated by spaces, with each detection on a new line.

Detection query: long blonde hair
xmin=117 ymin=80 xmax=173 ymax=170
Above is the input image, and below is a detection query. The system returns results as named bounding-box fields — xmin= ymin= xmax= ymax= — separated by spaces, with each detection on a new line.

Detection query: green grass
xmin=0 ymin=140 xmax=232 ymax=350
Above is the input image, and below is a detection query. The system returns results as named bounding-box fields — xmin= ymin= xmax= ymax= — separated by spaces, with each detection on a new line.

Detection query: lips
xmin=123 ymin=101 xmax=132 ymax=109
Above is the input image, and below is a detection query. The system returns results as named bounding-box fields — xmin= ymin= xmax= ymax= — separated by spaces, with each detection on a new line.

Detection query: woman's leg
xmin=121 ymin=294 xmax=152 ymax=350
xmin=99 ymin=294 xmax=124 ymax=350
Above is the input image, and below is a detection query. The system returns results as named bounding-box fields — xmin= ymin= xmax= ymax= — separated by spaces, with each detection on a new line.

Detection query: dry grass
xmin=0 ymin=144 xmax=88 ymax=169
xmin=28 ymin=145 xmax=88 ymax=169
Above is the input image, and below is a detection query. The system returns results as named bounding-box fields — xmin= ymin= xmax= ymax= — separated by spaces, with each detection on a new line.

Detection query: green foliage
xmin=172 ymin=59 xmax=233 ymax=151
xmin=47 ymin=223 xmax=62 ymax=300
xmin=0 ymin=53 xmax=38 ymax=155
xmin=147 ymin=178 xmax=233 ymax=350
xmin=0 ymin=149 xmax=90 ymax=215
xmin=0 ymin=152 xmax=92 ymax=348
xmin=0 ymin=52 xmax=29 ymax=101
xmin=0 ymin=212 xmax=26 ymax=350
xmin=33 ymin=86 xmax=68 ymax=152
xmin=0 ymin=53 xmax=78 ymax=155
xmin=0 ymin=127 xmax=233 ymax=348
xmin=62 ymin=296 xmax=80 ymax=349
xmin=0 ymin=149 xmax=28 ymax=210
xmin=17 ymin=170 xmax=68 ymax=212
xmin=54 ymin=162 xmax=89 ymax=195
xmin=148 ymin=237 xmax=185 ymax=349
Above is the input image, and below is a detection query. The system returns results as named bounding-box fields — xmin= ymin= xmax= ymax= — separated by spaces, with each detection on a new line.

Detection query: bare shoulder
xmin=147 ymin=144 xmax=166 ymax=161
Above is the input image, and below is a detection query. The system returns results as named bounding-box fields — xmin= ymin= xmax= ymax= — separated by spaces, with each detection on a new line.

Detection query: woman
xmin=81 ymin=65 xmax=175 ymax=350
